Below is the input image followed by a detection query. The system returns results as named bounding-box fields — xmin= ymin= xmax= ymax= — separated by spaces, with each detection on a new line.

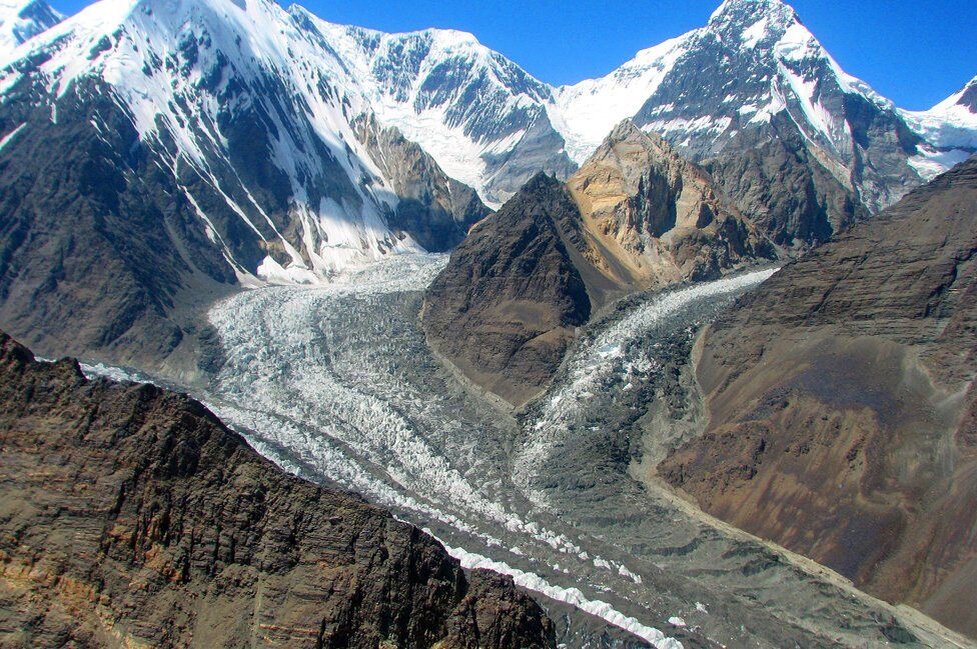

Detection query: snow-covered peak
xmin=900 ymin=74 xmax=977 ymax=174
xmin=935 ymin=74 xmax=977 ymax=112
xmin=707 ymin=0 xmax=797 ymax=31
xmin=0 ymin=0 xmax=61 ymax=60
xmin=550 ymin=0 xmax=891 ymax=165
xmin=283 ymin=5 xmax=565 ymax=205
xmin=551 ymin=33 xmax=692 ymax=163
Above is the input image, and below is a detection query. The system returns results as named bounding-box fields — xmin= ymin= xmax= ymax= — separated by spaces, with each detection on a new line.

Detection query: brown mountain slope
xmin=0 ymin=331 xmax=555 ymax=649
xmin=352 ymin=113 xmax=491 ymax=252
xmin=659 ymin=156 xmax=977 ymax=639
xmin=422 ymin=173 xmax=598 ymax=407
xmin=423 ymin=121 xmax=773 ymax=407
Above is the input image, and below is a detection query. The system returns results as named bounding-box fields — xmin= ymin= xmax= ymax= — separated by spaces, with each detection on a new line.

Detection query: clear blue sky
xmin=52 ymin=0 xmax=977 ymax=110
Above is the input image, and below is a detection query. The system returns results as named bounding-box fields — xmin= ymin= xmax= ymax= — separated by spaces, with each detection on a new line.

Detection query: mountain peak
xmin=605 ymin=118 xmax=643 ymax=142
xmin=955 ymin=75 xmax=977 ymax=112
xmin=709 ymin=0 xmax=796 ymax=23
xmin=707 ymin=0 xmax=800 ymax=46
xmin=0 ymin=0 xmax=62 ymax=57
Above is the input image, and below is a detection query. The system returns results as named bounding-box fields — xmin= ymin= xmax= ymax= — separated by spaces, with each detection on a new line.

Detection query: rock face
xmin=353 ymin=113 xmax=491 ymax=252
xmin=700 ymin=114 xmax=868 ymax=246
xmin=553 ymin=0 xmax=950 ymax=249
xmin=0 ymin=330 xmax=556 ymax=649
xmin=0 ymin=78 xmax=234 ymax=373
xmin=568 ymin=120 xmax=773 ymax=288
xmin=659 ymin=156 xmax=977 ymax=639
xmin=422 ymin=174 xmax=596 ymax=406
xmin=424 ymin=125 xmax=774 ymax=406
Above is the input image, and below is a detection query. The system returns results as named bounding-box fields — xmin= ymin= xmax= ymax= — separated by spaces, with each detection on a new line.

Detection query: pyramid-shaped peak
xmin=956 ymin=75 xmax=977 ymax=112
xmin=605 ymin=119 xmax=644 ymax=142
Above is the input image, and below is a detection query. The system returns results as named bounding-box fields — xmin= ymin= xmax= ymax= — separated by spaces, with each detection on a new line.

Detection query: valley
xmin=82 ymin=254 xmax=968 ymax=648
xmin=0 ymin=0 xmax=975 ymax=645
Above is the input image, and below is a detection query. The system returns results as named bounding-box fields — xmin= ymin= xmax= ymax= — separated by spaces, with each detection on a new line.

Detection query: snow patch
xmin=435 ymin=537 xmax=683 ymax=649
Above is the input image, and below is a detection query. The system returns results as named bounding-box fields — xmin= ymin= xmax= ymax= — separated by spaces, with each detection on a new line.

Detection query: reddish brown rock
xmin=0 ymin=331 xmax=555 ymax=649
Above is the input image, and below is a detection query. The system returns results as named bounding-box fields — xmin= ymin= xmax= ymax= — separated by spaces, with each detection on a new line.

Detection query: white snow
xmin=901 ymin=76 xmax=977 ymax=153
xmin=0 ymin=0 xmax=63 ymax=62
xmin=434 ymin=537 xmax=683 ymax=649
xmin=906 ymin=144 xmax=972 ymax=181
xmin=551 ymin=34 xmax=691 ymax=164
xmin=740 ymin=17 xmax=769 ymax=49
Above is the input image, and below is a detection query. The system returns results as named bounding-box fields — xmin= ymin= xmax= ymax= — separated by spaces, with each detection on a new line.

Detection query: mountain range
xmin=0 ymin=0 xmax=974 ymax=370
xmin=1 ymin=0 xmax=976 ymax=645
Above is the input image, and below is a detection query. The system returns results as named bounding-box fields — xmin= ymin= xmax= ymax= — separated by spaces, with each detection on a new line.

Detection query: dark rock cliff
xmin=659 ymin=155 xmax=977 ymax=639
xmin=0 ymin=331 xmax=555 ymax=649
xmin=353 ymin=113 xmax=491 ymax=251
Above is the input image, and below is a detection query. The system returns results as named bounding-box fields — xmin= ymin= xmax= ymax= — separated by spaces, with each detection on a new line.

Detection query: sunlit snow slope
xmin=0 ymin=0 xmax=494 ymax=285
xmin=901 ymin=75 xmax=977 ymax=179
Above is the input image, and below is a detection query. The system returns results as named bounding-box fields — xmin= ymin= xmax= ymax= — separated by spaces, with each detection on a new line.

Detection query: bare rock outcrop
xmin=0 ymin=331 xmax=555 ymax=649
xmin=423 ymin=121 xmax=774 ymax=406
xmin=568 ymin=120 xmax=773 ymax=290
xmin=422 ymin=173 xmax=598 ymax=406
xmin=353 ymin=113 xmax=491 ymax=251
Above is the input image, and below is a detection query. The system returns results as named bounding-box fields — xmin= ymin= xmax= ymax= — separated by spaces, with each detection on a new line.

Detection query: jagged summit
xmin=604 ymin=118 xmax=644 ymax=141
xmin=707 ymin=0 xmax=798 ymax=29
xmin=899 ymin=74 xmax=977 ymax=169
xmin=936 ymin=74 xmax=977 ymax=112
xmin=957 ymin=75 xmax=977 ymax=111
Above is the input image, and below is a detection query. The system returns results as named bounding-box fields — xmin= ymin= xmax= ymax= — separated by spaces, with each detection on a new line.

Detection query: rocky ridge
xmin=0 ymin=0 xmax=490 ymax=370
xmin=0 ymin=330 xmax=556 ymax=648
xmin=422 ymin=173 xmax=594 ymax=406
xmin=352 ymin=113 xmax=491 ymax=251
xmin=567 ymin=120 xmax=774 ymax=289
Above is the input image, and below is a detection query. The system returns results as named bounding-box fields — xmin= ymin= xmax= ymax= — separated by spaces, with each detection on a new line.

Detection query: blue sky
xmin=52 ymin=0 xmax=977 ymax=110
